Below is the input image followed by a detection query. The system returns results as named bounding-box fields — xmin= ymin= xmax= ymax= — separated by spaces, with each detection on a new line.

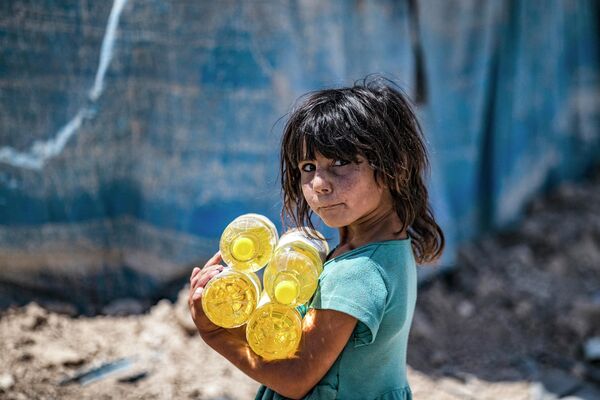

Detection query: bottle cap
xmin=232 ymin=236 xmax=256 ymax=261
xmin=274 ymin=280 xmax=298 ymax=305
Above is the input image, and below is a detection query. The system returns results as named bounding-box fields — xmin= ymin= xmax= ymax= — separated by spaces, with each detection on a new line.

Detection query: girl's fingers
xmin=190 ymin=265 xmax=224 ymax=291
xmin=204 ymin=263 xmax=224 ymax=274
xmin=192 ymin=286 xmax=203 ymax=300
xmin=195 ymin=264 xmax=224 ymax=283
xmin=190 ymin=267 xmax=201 ymax=283
xmin=189 ymin=267 xmax=221 ymax=306
xmin=190 ymin=251 xmax=223 ymax=285
xmin=196 ymin=268 xmax=223 ymax=289
xmin=204 ymin=251 xmax=222 ymax=268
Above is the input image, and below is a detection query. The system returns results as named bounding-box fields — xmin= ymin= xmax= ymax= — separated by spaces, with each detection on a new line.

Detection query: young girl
xmin=188 ymin=76 xmax=444 ymax=400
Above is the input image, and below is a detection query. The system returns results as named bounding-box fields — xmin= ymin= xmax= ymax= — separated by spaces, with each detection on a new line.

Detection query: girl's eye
xmin=333 ymin=159 xmax=350 ymax=167
xmin=300 ymin=163 xmax=315 ymax=172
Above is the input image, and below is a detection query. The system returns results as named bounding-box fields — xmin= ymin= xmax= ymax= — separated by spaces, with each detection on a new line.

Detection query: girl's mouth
xmin=319 ymin=203 xmax=343 ymax=211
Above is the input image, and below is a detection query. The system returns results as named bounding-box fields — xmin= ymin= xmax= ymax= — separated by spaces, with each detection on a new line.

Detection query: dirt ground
xmin=1 ymin=169 xmax=600 ymax=400
xmin=0 ymin=295 xmax=532 ymax=400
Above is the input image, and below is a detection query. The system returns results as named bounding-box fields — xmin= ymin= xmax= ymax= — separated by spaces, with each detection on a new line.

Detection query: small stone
xmin=117 ymin=370 xmax=149 ymax=383
xmin=515 ymin=300 xmax=533 ymax=318
xmin=9 ymin=392 xmax=28 ymax=400
xmin=583 ymin=337 xmax=600 ymax=361
xmin=0 ymin=373 xmax=15 ymax=392
xmin=584 ymin=362 xmax=600 ymax=384
xmin=530 ymin=382 xmax=557 ymax=400
xmin=15 ymin=337 xmax=35 ymax=348
xmin=570 ymin=362 xmax=587 ymax=380
xmin=431 ymin=350 xmax=448 ymax=366
xmin=35 ymin=345 xmax=85 ymax=367
xmin=17 ymin=353 xmax=33 ymax=363
xmin=21 ymin=303 xmax=48 ymax=330
xmin=561 ymin=382 xmax=600 ymax=400
xmin=203 ymin=383 xmax=222 ymax=398
xmin=457 ymin=300 xmax=475 ymax=318
xmin=508 ymin=245 xmax=535 ymax=266
xmin=573 ymin=300 xmax=600 ymax=335
xmin=150 ymin=299 xmax=172 ymax=320
xmin=538 ymin=368 xmax=582 ymax=398
xmin=546 ymin=256 xmax=567 ymax=275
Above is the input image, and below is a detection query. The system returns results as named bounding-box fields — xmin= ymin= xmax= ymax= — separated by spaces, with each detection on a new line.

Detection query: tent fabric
xmin=0 ymin=0 xmax=598 ymax=311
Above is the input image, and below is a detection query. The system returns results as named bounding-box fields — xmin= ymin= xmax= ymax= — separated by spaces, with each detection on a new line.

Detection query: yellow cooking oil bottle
xmin=219 ymin=213 xmax=279 ymax=273
xmin=263 ymin=228 xmax=329 ymax=307
xmin=246 ymin=293 xmax=303 ymax=360
xmin=201 ymin=267 xmax=262 ymax=328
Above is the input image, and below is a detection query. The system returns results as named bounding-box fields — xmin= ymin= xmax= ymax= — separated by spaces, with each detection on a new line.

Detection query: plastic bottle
xmin=263 ymin=228 xmax=329 ymax=307
xmin=201 ymin=267 xmax=262 ymax=328
xmin=245 ymin=293 xmax=303 ymax=360
xmin=219 ymin=213 xmax=279 ymax=273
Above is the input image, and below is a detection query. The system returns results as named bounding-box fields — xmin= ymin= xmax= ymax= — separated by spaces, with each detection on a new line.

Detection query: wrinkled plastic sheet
xmin=0 ymin=0 xmax=598 ymax=309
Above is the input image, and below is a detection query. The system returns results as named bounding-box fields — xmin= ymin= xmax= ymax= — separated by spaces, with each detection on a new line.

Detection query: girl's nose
xmin=312 ymin=170 xmax=332 ymax=194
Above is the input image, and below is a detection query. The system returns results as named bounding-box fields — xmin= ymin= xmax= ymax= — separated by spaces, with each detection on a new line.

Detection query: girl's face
xmin=298 ymin=152 xmax=389 ymax=228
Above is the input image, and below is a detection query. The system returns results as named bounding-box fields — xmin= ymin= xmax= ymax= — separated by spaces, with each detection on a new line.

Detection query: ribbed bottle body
xmin=245 ymin=300 xmax=302 ymax=360
xmin=219 ymin=213 xmax=278 ymax=272
xmin=201 ymin=268 xmax=262 ymax=328
xmin=263 ymin=229 xmax=329 ymax=306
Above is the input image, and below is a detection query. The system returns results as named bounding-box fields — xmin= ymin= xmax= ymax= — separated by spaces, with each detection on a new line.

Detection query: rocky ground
xmin=408 ymin=170 xmax=600 ymax=399
xmin=1 ymin=169 xmax=600 ymax=400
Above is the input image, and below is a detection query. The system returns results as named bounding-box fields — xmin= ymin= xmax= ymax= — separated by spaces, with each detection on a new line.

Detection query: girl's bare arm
xmin=188 ymin=252 xmax=357 ymax=399
xmin=198 ymin=307 xmax=357 ymax=399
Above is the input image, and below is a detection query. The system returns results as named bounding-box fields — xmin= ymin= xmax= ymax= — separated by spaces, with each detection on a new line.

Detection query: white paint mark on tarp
xmin=0 ymin=0 xmax=129 ymax=170
xmin=89 ymin=0 xmax=128 ymax=102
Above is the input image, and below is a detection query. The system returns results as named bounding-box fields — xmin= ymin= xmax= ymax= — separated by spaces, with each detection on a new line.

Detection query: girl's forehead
xmin=298 ymin=151 xmax=327 ymax=162
xmin=299 ymin=153 xmax=367 ymax=164
xmin=297 ymin=140 xmax=365 ymax=165
xmin=298 ymin=135 xmax=359 ymax=162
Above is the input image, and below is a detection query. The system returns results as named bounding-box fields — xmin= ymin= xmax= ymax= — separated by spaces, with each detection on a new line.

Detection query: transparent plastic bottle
xmin=219 ymin=213 xmax=279 ymax=273
xmin=263 ymin=228 xmax=329 ymax=307
xmin=245 ymin=293 xmax=303 ymax=360
xmin=201 ymin=267 xmax=262 ymax=328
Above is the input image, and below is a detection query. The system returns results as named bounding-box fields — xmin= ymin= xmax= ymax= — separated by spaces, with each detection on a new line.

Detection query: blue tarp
xmin=0 ymin=0 xmax=598 ymax=311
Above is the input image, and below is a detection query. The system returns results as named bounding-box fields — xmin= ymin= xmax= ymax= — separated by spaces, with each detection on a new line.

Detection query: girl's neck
xmin=336 ymin=203 xmax=408 ymax=253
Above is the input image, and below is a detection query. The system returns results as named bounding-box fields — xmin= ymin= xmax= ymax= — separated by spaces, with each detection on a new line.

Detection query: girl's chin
xmin=316 ymin=215 xmax=348 ymax=228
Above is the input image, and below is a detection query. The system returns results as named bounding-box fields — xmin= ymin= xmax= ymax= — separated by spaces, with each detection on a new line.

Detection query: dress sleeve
xmin=309 ymin=257 xmax=388 ymax=347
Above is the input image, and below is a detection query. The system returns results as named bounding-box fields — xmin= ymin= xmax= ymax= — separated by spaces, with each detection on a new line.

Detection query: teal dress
xmin=255 ymin=239 xmax=417 ymax=400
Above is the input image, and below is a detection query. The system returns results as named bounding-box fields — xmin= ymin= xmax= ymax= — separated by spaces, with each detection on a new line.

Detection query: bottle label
xmin=277 ymin=228 xmax=329 ymax=262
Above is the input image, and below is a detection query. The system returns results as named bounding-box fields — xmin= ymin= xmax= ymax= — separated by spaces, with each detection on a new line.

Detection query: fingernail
xmin=192 ymin=287 xmax=203 ymax=300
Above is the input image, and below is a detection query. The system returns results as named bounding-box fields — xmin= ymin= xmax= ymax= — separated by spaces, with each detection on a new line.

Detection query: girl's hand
xmin=188 ymin=251 xmax=225 ymax=337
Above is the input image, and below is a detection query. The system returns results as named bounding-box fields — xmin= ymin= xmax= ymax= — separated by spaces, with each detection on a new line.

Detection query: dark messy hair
xmin=279 ymin=76 xmax=444 ymax=264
